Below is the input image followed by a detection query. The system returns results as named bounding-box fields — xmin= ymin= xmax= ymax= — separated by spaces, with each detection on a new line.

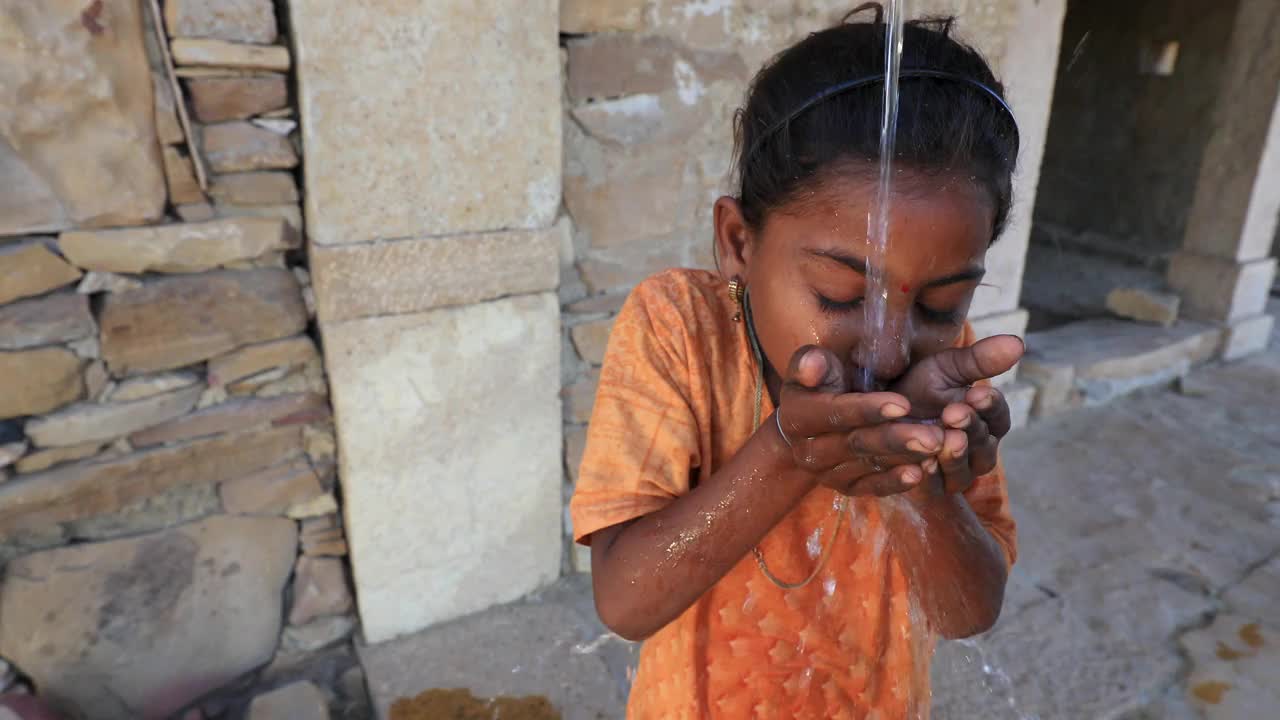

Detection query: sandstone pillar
xmin=1167 ymin=0 xmax=1280 ymax=360
xmin=290 ymin=0 xmax=563 ymax=643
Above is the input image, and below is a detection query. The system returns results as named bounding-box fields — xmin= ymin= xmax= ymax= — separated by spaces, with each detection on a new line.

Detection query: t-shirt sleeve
xmin=957 ymin=322 xmax=1019 ymax=568
xmin=569 ymin=281 xmax=701 ymax=545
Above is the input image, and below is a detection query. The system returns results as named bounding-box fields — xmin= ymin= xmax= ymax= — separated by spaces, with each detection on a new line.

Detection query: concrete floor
xmin=359 ymin=301 xmax=1280 ymax=720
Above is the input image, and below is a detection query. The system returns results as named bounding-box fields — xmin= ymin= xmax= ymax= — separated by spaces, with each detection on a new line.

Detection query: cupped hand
xmin=889 ymin=335 xmax=1025 ymax=494
xmin=772 ymin=345 xmax=945 ymax=497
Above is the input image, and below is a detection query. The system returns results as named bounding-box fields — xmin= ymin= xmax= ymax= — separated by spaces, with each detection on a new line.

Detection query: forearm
xmin=882 ymin=490 xmax=1008 ymax=639
xmin=590 ymin=416 xmax=815 ymax=641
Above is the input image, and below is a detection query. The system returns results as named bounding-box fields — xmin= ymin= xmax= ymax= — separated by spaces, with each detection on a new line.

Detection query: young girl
xmin=571 ymin=7 xmax=1024 ymax=718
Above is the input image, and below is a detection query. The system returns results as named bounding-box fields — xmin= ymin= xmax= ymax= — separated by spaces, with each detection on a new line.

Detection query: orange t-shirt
xmin=571 ymin=268 xmax=1017 ymax=720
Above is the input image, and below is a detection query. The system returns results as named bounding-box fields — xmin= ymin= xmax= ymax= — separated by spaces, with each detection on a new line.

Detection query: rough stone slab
xmin=291 ymin=0 xmax=560 ymax=244
xmin=0 ymin=0 xmax=166 ymax=233
xmin=357 ymin=576 xmax=628 ymax=720
xmin=1222 ymin=313 xmax=1275 ymax=361
xmin=0 ymin=441 xmax=26 ymax=471
xmin=287 ymin=491 xmax=338 ymax=520
xmin=201 ymin=121 xmax=299 ymax=173
xmin=1169 ymin=252 xmax=1277 ymax=324
xmin=100 ymin=269 xmax=307 ymax=375
xmin=289 ymin=556 xmax=353 ymax=626
xmin=0 ymin=292 xmax=95 ymax=351
xmin=25 ymin=384 xmax=203 ymax=448
xmin=209 ymin=171 xmax=299 ymax=206
xmin=1180 ymin=614 xmax=1280 ymax=719
xmin=176 ymin=202 xmax=217 ymax=222
xmin=165 ymin=0 xmax=278 ymax=44
xmin=570 ymin=317 xmax=613 ymax=366
xmin=1024 ymin=319 xmax=1221 ymax=406
xmin=220 ymin=457 xmax=325 ymax=515
xmin=0 ymin=516 xmax=296 ymax=720
xmin=131 ymin=393 xmax=327 ymax=447
xmin=560 ymin=0 xmax=643 ymax=33
xmin=187 ymin=75 xmax=289 ymax=123
xmin=566 ymin=34 xmax=746 ymax=102
xmin=564 ymin=425 xmax=587 ymax=486
xmin=60 ymin=217 xmax=297 ymax=274
xmin=64 ymin=479 xmax=222 ymax=543
xmin=14 ymin=441 xmax=103 ymax=475
xmin=0 ymin=426 xmax=302 ymax=538
xmin=162 ymin=146 xmax=205 ymax=205
xmin=325 ymin=293 xmax=562 ymax=642
xmin=208 ymin=336 xmax=320 ymax=387
xmin=310 ymin=226 xmax=561 ymax=323
xmin=170 ymin=38 xmax=290 ymax=71
xmin=248 ymin=681 xmax=330 ymax=720
xmin=0 ymin=348 xmax=83 ymax=420
xmin=0 ymin=240 xmax=82 ymax=305
xmin=213 ymin=201 xmax=303 ymax=231
xmin=153 ymin=72 xmax=185 ymax=145
xmin=77 ymin=271 xmax=143 ymax=294
xmin=563 ymin=369 xmax=600 ymax=424
xmin=1106 ymin=287 xmax=1180 ymax=327
xmin=106 ymin=371 xmax=202 ymax=403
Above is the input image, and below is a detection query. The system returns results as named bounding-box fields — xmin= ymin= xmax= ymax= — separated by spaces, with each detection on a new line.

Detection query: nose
xmin=852 ymin=310 xmax=912 ymax=390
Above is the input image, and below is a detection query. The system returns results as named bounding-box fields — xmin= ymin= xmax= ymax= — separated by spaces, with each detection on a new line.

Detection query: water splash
xmin=859 ymin=0 xmax=906 ymax=392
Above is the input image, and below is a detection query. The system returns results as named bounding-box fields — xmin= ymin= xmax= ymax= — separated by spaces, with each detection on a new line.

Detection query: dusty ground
xmin=360 ymin=301 xmax=1280 ymax=720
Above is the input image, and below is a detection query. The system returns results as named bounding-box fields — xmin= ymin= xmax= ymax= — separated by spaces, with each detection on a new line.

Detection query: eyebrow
xmin=805 ymin=248 xmax=987 ymax=288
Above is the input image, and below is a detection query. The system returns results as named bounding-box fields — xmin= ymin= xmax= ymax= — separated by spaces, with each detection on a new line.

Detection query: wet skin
xmin=590 ymin=170 xmax=1022 ymax=642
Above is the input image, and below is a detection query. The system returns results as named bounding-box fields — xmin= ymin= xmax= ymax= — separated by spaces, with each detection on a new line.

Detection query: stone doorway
xmin=1016 ymin=0 xmax=1280 ymax=418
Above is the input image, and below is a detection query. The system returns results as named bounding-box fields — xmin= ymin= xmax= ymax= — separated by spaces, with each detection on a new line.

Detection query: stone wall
xmin=558 ymin=0 xmax=1066 ymax=570
xmin=0 ymin=1 xmax=363 ymax=717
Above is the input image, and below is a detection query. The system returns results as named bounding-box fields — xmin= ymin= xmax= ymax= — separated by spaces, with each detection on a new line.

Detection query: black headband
xmin=742 ymin=69 xmax=1020 ymax=163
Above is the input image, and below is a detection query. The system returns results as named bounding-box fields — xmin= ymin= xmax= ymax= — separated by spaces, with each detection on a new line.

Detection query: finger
xmin=965 ymin=385 xmax=1012 ymax=439
xmin=934 ymin=335 xmax=1026 ymax=388
xmin=938 ymin=428 xmax=974 ymax=494
xmin=784 ymin=345 xmax=846 ymax=392
xmin=780 ymin=390 xmax=911 ymax=438
xmin=789 ymin=433 xmax=922 ymax=472
xmin=968 ymin=434 xmax=1001 ymax=477
xmin=848 ymin=422 xmax=944 ymax=458
xmin=841 ymin=463 xmax=925 ymax=497
xmin=941 ymin=402 xmax=991 ymax=452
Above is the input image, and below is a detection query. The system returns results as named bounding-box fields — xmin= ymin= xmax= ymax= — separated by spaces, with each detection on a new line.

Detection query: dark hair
xmin=732 ymin=3 xmax=1019 ymax=242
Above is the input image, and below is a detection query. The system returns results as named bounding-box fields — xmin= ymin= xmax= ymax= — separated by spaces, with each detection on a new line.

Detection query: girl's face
xmin=715 ymin=173 xmax=994 ymax=392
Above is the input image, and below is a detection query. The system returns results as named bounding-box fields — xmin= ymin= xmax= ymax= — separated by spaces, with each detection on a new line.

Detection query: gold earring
xmin=728 ymin=278 xmax=744 ymax=322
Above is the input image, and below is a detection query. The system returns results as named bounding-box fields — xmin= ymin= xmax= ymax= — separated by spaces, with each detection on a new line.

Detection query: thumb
xmin=941 ymin=335 xmax=1025 ymax=386
xmin=784 ymin=345 xmax=847 ymax=392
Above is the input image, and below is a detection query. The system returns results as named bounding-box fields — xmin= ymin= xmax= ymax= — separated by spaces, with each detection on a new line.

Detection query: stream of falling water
xmin=858 ymin=0 xmax=906 ymax=393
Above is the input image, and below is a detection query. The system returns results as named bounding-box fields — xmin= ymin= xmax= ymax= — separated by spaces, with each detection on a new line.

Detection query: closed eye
xmin=815 ymin=291 xmax=960 ymax=324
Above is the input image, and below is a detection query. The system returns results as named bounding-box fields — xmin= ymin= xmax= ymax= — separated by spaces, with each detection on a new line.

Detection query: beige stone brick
xmin=1168 ymin=252 xmax=1276 ymax=324
xmin=0 ymin=426 xmax=302 ymax=536
xmin=560 ymin=0 xmax=644 ymax=33
xmin=99 ymin=269 xmax=307 ymax=376
xmin=165 ymin=0 xmax=278 ymax=44
xmin=570 ymin=317 xmax=614 ymax=366
xmin=107 ymin=371 xmax=202 ymax=403
xmin=1019 ymin=356 xmax=1077 ymax=418
xmin=208 ymin=336 xmax=320 ymax=388
xmin=177 ymin=202 xmax=217 ymax=223
xmin=201 ymin=121 xmax=298 ymax=173
xmin=163 ymin=146 xmax=206 ymax=206
xmin=1221 ymin=313 xmax=1275 ymax=361
xmin=212 ymin=202 xmax=303 ymax=231
xmin=290 ymin=0 xmax=560 ymax=244
xmin=563 ymin=369 xmax=600 ymax=424
xmin=287 ymin=556 xmax=353 ymax=625
xmin=0 ymin=348 xmax=83 ymax=420
xmin=0 ymin=239 xmax=82 ymax=305
xmin=1106 ymin=288 xmax=1180 ymax=327
xmin=220 ymin=458 xmax=325 ymax=515
xmin=310 ymin=226 xmax=561 ymax=323
xmin=209 ymin=171 xmax=299 ymax=206
xmin=61 ymin=217 xmax=297 ymax=274
xmin=324 ymin=293 xmax=561 ymax=641
xmin=187 ymin=75 xmax=289 ymax=123
xmin=14 ymin=441 xmax=103 ymax=474
xmin=1003 ymin=382 xmax=1037 ymax=431
xmin=0 ymin=292 xmax=95 ymax=351
xmin=566 ymin=35 xmax=746 ymax=102
xmin=247 ymin=681 xmax=329 ymax=720
xmin=153 ymin=72 xmax=186 ymax=145
xmin=170 ymin=39 xmax=290 ymax=72
xmin=564 ymin=425 xmax=587 ymax=486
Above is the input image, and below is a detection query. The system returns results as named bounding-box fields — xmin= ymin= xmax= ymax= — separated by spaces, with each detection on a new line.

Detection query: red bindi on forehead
xmin=900 ymin=283 xmax=911 ymax=293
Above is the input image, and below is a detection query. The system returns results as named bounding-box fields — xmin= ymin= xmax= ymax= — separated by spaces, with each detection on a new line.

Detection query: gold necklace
xmin=743 ymin=291 xmax=849 ymax=590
